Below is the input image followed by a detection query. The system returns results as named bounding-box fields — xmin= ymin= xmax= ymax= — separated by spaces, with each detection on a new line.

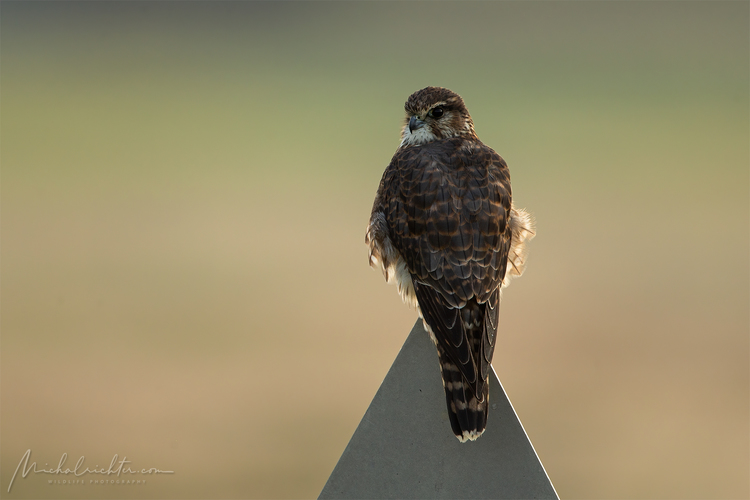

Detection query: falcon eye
xmin=430 ymin=107 xmax=444 ymax=118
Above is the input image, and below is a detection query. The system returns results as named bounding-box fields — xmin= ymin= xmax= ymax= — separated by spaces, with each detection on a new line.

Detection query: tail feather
xmin=416 ymin=290 xmax=496 ymax=442
xmin=437 ymin=348 xmax=489 ymax=442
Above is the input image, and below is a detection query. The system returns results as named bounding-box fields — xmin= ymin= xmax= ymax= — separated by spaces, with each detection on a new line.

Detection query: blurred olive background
xmin=1 ymin=1 xmax=748 ymax=499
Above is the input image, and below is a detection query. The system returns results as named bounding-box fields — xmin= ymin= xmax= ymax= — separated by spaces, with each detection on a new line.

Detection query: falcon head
xmin=400 ymin=87 xmax=477 ymax=147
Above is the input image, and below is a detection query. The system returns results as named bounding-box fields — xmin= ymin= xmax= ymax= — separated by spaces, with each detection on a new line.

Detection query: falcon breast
xmin=365 ymin=87 xmax=535 ymax=442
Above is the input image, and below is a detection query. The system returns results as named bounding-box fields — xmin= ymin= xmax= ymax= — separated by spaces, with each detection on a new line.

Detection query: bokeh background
xmin=1 ymin=1 xmax=748 ymax=499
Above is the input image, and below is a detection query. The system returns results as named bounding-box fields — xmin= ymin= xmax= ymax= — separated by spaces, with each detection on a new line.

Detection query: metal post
xmin=319 ymin=320 xmax=558 ymax=499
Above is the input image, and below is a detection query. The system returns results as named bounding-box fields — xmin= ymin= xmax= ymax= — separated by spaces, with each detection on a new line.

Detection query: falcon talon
xmin=365 ymin=87 xmax=535 ymax=442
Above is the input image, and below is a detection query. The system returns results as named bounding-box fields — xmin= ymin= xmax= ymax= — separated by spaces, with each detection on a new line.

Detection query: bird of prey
xmin=365 ymin=87 xmax=535 ymax=442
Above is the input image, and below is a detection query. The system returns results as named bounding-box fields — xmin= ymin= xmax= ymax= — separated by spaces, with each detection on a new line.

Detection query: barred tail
xmin=437 ymin=349 xmax=489 ymax=443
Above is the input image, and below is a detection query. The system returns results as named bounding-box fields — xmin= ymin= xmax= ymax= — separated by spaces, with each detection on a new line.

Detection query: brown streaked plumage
xmin=365 ymin=87 xmax=535 ymax=442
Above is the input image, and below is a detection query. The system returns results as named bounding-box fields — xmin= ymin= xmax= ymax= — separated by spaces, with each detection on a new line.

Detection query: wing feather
xmin=370 ymin=137 xmax=512 ymax=399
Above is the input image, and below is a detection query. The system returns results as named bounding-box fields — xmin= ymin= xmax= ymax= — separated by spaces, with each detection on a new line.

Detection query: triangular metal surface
xmin=319 ymin=320 xmax=558 ymax=500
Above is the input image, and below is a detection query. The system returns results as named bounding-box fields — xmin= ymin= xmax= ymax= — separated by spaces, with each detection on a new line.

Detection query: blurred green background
xmin=1 ymin=1 xmax=748 ymax=498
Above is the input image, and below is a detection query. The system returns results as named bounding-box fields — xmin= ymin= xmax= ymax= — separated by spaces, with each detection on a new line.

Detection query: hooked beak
xmin=409 ymin=115 xmax=425 ymax=133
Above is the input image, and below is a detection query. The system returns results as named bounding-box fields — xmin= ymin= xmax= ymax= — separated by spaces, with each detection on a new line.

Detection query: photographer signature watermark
xmin=8 ymin=449 xmax=174 ymax=492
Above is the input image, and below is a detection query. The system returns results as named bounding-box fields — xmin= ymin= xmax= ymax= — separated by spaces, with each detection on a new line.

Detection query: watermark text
xmin=9 ymin=449 xmax=173 ymax=493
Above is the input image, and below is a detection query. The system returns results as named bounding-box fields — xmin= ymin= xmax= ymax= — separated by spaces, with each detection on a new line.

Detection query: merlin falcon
xmin=366 ymin=87 xmax=535 ymax=442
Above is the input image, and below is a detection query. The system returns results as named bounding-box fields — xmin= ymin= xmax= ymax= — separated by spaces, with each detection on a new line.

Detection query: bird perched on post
xmin=365 ymin=87 xmax=535 ymax=442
